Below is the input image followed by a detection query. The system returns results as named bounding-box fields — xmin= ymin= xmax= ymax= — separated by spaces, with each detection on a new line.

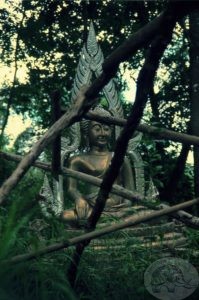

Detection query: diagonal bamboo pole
xmin=1 ymin=151 xmax=199 ymax=229
xmin=86 ymin=21 xmax=176 ymax=231
xmin=0 ymin=86 xmax=88 ymax=205
xmin=2 ymin=197 xmax=199 ymax=265
xmin=85 ymin=112 xmax=199 ymax=146
xmin=0 ymin=151 xmax=142 ymax=202
xmin=67 ymin=11 xmax=185 ymax=285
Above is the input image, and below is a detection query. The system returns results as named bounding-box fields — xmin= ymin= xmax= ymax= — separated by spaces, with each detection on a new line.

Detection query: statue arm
xmin=67 ymin=156 xmax=90 ymax=219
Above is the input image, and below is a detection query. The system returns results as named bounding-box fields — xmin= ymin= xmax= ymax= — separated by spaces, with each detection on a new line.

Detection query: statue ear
xmin=83 ymin=133 xmax=89 ymax=148
xmin=109 ymin=126 xmax=115 ymax=149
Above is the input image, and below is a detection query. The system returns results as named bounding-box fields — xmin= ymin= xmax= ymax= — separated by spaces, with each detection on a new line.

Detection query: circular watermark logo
xmin=144 ymin=257 xmax=199 ymax=300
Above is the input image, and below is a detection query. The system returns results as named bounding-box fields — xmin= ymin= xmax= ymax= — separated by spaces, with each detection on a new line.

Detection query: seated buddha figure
xmin=61 ymin=106 xmax=135 ymax=224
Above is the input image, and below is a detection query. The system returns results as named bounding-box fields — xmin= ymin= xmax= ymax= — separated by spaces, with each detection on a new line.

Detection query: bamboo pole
xmin=1 ymin=151 xmax=199 ymax=229
xmin=85 ymin=112 xmax=199 ymax=146
xmin=0 ymin=151 xmax=142 ymax=202
xmin=3 ymin=197 xmax=199 ymax=265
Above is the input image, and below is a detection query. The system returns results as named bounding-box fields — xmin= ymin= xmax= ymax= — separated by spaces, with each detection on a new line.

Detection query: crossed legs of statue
xmin=61 ymin=199 xmax=146 ymax=227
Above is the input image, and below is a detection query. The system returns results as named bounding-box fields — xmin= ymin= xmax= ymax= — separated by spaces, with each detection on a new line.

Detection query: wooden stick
xmin=51 ymin=90 xmax=61 ymax=179
xmin=3 ymin=197 xmax=199 ymax=265
xmin=85 ymin=112 xmax=199 ymax=146
xmin=0 ymin=151 xmax=142 ymax=202
xmin=1 ymin=151 xmax=199 ymax=229
xmin=87 ymin=20 xmax=176 ymax=230
xmin=0 ymin=86 xmax=88 ymax=205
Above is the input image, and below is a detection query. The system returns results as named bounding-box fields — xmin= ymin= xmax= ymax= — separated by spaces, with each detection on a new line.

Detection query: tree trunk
xmin=190 ymin=11 xmax=199 ymax=210
xmin=51 ymin=90 xmax=61 ymax=180
xmin=161 ymin=143 xmax=190 ymax=203
xmin=149 ymin=87 xmax=167 ymax=162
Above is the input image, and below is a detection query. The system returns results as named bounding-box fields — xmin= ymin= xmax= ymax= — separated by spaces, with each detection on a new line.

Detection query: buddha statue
xmin=61 ymin=106 xmax=136 ymax=225
xmin=39 ymin=23 xmax=148 ymax=224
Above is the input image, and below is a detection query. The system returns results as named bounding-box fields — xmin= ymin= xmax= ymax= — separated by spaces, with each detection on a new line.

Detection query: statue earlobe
xmin=81 ymin=133 xmax=90 ymax=151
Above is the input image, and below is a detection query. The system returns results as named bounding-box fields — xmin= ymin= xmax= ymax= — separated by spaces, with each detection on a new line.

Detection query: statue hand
xmin=75 ymin=198 xmax=90 ymax=220
xmin=106 ymin=198 xmax=117 ymax=206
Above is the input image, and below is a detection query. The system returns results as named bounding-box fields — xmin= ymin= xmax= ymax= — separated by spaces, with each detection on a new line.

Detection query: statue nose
xmin=101 ymin=128 xmax=107 ymax=136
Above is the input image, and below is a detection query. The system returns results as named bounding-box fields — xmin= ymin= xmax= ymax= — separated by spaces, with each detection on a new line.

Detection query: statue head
xmin=88 ymin=121 xmax=112 ymax=150
xmin=80 ymin=105 xmax=114 ymax=151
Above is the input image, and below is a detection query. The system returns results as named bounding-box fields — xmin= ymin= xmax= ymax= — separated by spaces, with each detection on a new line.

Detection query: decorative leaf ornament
xmin=70 ymin=21 xmax=124 ymax=140
xmin=39 ymin=175 xmax=63 ymax=217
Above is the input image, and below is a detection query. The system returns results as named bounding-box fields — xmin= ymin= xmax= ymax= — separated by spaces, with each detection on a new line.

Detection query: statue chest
xmin=81 ymin=154 xmax=111 ymax=178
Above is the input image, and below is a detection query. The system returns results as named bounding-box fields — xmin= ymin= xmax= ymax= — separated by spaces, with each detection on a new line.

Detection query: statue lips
xmin=97 ymin=137 xmax=108 ymax=143
xmin=89 ymin=138 xmax=107 ymax=148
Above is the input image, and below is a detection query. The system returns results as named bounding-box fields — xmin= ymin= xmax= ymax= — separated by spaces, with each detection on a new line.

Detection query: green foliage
xmin=75 ymin=244 xmax=155 ymax=300
xmin=152 ymin=24 xmax=190 ymax=134
xmin=72 ymin=229 xmax=199 ymax=300
xmin=0 ymin=0 xmax=166 ymax=128
xmin=139 ymin=132 xmax=195 ymax=203
xmin=0 ymin=179 xmax=76 ymax=299
xmin=176 ymin=163 xmax=194 ymax=201
xmin=0 ymin=134 xmax=9 ymax=151
xmin=0 ymin=164 xmax=198 ymax=299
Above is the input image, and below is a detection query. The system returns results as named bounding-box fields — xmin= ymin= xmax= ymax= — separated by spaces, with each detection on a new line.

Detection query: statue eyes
xmin=92 ymin=124 xmax=110 ymax=133
xmin=103 ymin=126 xmax=111 ymax=132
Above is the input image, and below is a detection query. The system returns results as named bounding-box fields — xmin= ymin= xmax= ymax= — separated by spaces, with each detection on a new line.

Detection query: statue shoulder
xmin=124 ymin=156 xmax=131 ymax=163
xmin=68 ymin=153 xmax=89 ymax=166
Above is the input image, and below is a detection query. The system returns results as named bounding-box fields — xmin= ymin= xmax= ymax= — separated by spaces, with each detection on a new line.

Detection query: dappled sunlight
xmin=5 ymin=112 xmax=32 ymax=147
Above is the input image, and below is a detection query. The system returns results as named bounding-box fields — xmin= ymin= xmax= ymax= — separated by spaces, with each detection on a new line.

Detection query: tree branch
xmin=85 ymin=112 xmax=199 ymax=146
xmin=87 ymin=21 xmax=176 ymax=231
xmin=2 ymin=197 xmax=199 ymax=266
xmin=0 ymin=151 xmax=199 ymax=229
xmin=51 ymin=90 xmax=61 ymax=179
xmin=102 ymin=1 xmax=198 ymax=75
xmin=0 ymin=151 xmax=142 ymax=202
xmin=0 ymin=86 xmax=89 ymax=204
xmin=1 ymin=150 xmax=199 ymax=230
xmin=161 ymin=143 xmax=190 ymax=203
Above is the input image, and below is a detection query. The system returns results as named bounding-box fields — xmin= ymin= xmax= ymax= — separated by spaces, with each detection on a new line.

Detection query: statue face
xmin=88 ymin=121 xmax=112 ymax=148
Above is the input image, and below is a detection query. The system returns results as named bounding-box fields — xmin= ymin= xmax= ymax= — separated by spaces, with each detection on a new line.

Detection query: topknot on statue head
xmin=80 ymin=103 xmax=115 ymax=152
